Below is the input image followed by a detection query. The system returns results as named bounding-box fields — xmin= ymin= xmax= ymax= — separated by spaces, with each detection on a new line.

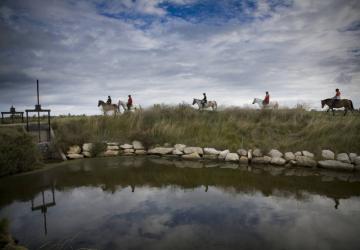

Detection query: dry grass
xmin=52 ymin=104 xmax=360 ymax=156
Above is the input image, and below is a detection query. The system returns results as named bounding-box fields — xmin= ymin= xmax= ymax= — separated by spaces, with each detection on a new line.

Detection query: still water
xmin=1 ymin=156 xmax=360 ymax=250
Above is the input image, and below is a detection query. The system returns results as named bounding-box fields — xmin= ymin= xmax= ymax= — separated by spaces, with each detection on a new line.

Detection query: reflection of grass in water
xmin=52 ymin=105 xmax=360 ymax=155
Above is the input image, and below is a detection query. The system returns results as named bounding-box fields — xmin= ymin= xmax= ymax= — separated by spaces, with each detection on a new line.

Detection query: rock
xmin=270 ymin=157 xmax=286 ymax=166
xmin=123 ymin=149 xmax=134 ymax=153
xmin=67 ymin=145 xmax=81 ymax=154
xmin=225 ymin=153 xmax=239 ymax=162
xmin=247 ymin=149 xmax=253 ymax=160
xmin=318 ymin=160 xmax=354 ymax=171
xmin=268 ymin=149 xmax=283 ymax=158
xmin=354 ymin=156 xmax=360 ymax=166
xmin=172 ymin=149 xmax=183 ymax=155
xmin=321 ymin=149 xmax=335 ymax=160
xmin=82 ymin=151 xmax=92 ymax=158
xmin=67 ymin=153 xmax=84 ymax=159
xmin=107 ymin=145 xmax=119 ymax=150
xmin=294 ymin=151 xmax=302 ymax=156
xmin=284 ymin=152 xmax=295 ymax=161
xmin=349 ymin=153 xmax=357 ymax=163
xmin=295 ymin=156 xmax=317 ymax=167
xmin=239 ymin=156 xmax=248 ymax=164
xmin=132 ymin=140 xmax=144 ymax=150
xmin=337 ymin=153 xmax=351 ymax=164
xmin=203 ymin=154 xmax=218 ymax=160
xmin=302 ymin=151 xmax=314 ymax=158
xmin=135 ymin=150 xmax=147 ymax=155
xmin=82 ymin=143 xmax=93 ymax=152
xmin=182 ymin=152 xmax=201 ymax=160
xmin=218 ymin=150 xmax=230 ymax=160
xmin=253 ymin=149 xmax=262 ymax=157
xmin=184 ymin=147 xmax=203 ymax=155
xmin=204 ymin=148 xmax=220 ymax=155
xmin=251 ymin=157 xmax=265 ymax=164
xmin=263 ymin=156 xmax=272 ymax=164
xmin=148 ymin=147 xmax=174 ymax=155
xmin=174 ymin=144 xmax=186 ymax=152
xmin=120 ymin=144 xmax=133 ymax=149
xmin=107 ymin=142 xmax=119 ymax=146
xmin=104 ymin=150 xmax=119 ymax=157
xmin=237 ymin=149 xmax=247 ymax=156
xmin=163 ymin=142 xmax=172 ymax=147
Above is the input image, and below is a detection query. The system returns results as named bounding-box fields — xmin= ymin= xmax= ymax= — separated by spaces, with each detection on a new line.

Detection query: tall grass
xmin=52 ymin=105 xmax=360 ymax=155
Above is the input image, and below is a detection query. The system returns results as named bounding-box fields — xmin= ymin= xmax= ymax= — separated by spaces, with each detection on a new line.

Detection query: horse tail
xmin=214 ymin=101 xmax=217 ymax=110
xmin=350 ymin=100 xmax=354 ymax=110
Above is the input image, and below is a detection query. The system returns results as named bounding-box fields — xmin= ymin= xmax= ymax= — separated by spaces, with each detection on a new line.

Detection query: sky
xmin=0 ymin=0 xmax=359 ymax=115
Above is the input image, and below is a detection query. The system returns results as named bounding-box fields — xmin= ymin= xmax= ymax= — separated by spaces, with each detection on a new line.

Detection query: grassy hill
xmin=52 ymin=105 xmax=360 ymax=156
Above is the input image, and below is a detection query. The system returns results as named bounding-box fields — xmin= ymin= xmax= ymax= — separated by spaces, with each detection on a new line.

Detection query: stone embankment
xmin=66 ymin=141 xmax=360 ymax=172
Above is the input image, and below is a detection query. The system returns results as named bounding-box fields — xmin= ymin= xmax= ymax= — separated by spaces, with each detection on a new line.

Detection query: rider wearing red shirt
xmin=127 ymin=95 xmax=132 ymax=110
xmin=263 ymin=91 xmax=270 ymax=105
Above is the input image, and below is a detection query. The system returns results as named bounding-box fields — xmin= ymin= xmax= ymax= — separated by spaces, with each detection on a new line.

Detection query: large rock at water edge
xmin=349 ymin=153 xmax=358 ymax=163
xmin=271 ymin=157 xmax=286 ymax=166
xmin=132 ymin=140 xmax=144 ymax=150
xmin=247 ymin=149 xmax=253 ymax=160
xmin=123 ymin=149 xmax=134 ymax=153
xmin=174 ymin=144 xmax=186 ymax=152
xmin=218 ymin=150 xmax=230 ymax=160
xmin=184 ymin=147 xmax=203 ymax=155
xmin=268 ymin=149 xmax=283 ymax=158
xmin=204 ymin=148 xmax=220 ymax=155
xmin=295 ymin=156 xmax=317 ymax=167
xmin=302 ymin=151 xmax=314 ymax=158
xmin=120 ymin=144 xmax=133 ymax=149
xmin=239 ymin=156 xmax=248 ymax=164
xmin=172 ymin=149 xmax=183 ymax=155
xmin=104 ymin=150 xmax=119 ymax=157
xmin=182 ymin=152 xmax=201 ymax=160
xmin=148 ymin=147 xmax=174 ymax=155
xmin=82 ymin=151 xmax=92 ymax=158
xmin=107 ymin=145 xmax=119 ymax=150
xmin=237 ymin=149 xmax=247 ymax=156
xmin=82 ymin=143 xmax=93 ymax=152
xmin=337 ymin=153 xmax=351 ymax=164
xmin=67 ymin=153 xmax=84 ymax=159
xmin=284 ymin=152 xmax=295 ymax=161
xmin=67 ymin=145 xmax=81 ymax=154
xmin=253 ymin=149 xmax=262 ymax=157
xmin=294 ymin=151 xmax=302 ymax=156
xmin=225 ymin=153 xmax=239 ymax=162
xmin=318 ymin=160 xmax=354 ymax=171
xmin=321 ymin=150 xmax=335 ymax=160
xmin=135 ymin=150 xmax=147 ymax=155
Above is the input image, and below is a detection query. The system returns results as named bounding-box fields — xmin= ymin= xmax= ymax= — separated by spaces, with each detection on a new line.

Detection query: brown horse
xmin=98 ymin=100 xmax=120 ymax=115
xmin=321 ymin=98 xmax=354 ymax=116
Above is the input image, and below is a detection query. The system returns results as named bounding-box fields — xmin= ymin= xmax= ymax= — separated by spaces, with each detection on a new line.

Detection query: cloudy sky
xmin=0 ymin=0 xmax=359 ymax=115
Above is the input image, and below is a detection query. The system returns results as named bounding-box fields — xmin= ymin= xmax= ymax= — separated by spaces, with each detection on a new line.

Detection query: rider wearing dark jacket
xmin=201 ymin=93 xmax=207 ymax=107
xmin=107 ymin=96 xmax=112 ymax=105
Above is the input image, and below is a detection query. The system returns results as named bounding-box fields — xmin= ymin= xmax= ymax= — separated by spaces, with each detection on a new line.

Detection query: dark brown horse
xmin=321 ymin=98 xmax=354 ymax=116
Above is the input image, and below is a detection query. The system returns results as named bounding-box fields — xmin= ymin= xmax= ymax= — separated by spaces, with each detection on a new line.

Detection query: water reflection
xmin=0 ymin=157 xmax=359 ymax=250
xmin=30 ymin=185 xmax=56 ymax=235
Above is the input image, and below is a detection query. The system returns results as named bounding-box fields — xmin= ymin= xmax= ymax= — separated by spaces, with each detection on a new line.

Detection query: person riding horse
xmin=201 ymin=93 xmax=207 ymax=108
xmin=106 ymin=96 xmax=112 ymax=105
xmin=262 ymin=91 xmax=270 ymax=105
xmin=330 ymin=88 xmax=341 ymax=107
xmin=127 ymin=95 xmax=133 ymax=110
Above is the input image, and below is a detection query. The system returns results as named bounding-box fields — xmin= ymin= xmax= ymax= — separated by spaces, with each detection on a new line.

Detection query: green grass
xmin=0 ymin=127 xmax=42 ymax=177
xmin=52 ymin=104 xmax=360 ymax=156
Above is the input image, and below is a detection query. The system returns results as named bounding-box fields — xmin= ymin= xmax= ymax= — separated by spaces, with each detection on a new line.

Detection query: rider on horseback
xmin=201 ymin=93 xmax=207 ymax=108
xmin=107 ymin=96 xmax=112 ymax=105
xmin=127 ymin=95 xmax=132 ymax=110
xmin=262 ymin=91 xmax=270 ymax=105
xmin=331 ymin=88 xmax=341 ymax=107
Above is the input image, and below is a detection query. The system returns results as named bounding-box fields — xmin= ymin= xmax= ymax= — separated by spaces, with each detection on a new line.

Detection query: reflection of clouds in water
xmin=1 ymin=187 xmax=360 ymax=249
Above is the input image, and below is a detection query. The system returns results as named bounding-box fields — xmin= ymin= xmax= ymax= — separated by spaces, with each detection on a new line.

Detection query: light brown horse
xmin=98 ymin=100 xmax=120 ymax=115
xmin=321 ymin=98 xmax=354 ymax=116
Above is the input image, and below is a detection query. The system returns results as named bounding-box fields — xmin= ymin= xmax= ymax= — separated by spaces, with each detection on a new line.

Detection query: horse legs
xmin=344 ymin=108 xmax=347 ymax=116
xmin=332 ymin=108 xmax=335 ymax=116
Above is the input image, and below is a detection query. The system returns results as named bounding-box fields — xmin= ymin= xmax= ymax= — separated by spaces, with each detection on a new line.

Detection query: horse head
xmin=98 ymin=100 xmax=103 ymax=107
xmin=252 ymin=98 xmax=256 ymax=104
xmin=192 ymin=99 xmax=196 ymax=105
xmin=321 ymin=100 xmax=325 ymax=108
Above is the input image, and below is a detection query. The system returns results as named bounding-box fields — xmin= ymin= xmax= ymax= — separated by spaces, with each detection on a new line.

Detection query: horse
xmin=252 ymin=98 xmax=279 ymax=109
xmin=321 ymin=98 xmax=354 ymax=116
xmin=98 ymin=100 xmax=119 ymax=115
xmin=117 ymin=100 xmax=142 ymax=113
xmin=192 ymin=98 xmax=217 ymax=111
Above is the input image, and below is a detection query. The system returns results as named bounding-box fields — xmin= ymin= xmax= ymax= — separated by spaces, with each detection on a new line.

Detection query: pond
xmin=1 ymin=156 xmax=360 ymax=250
